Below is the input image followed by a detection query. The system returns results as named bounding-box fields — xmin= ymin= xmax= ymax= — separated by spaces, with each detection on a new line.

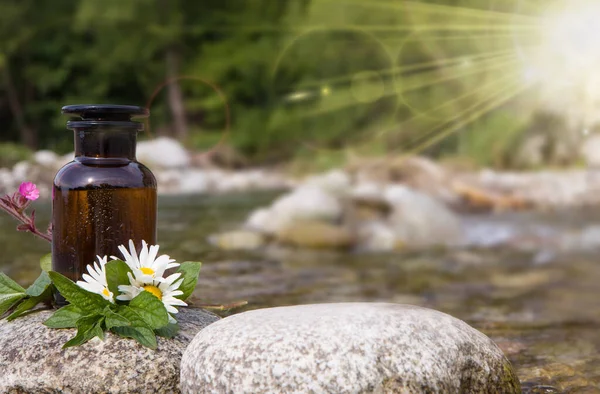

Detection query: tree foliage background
xmin=0 ymin=0 xmax=580 ymax=169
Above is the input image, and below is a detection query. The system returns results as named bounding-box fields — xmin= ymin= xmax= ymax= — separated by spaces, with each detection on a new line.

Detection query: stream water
xmin=1 ymin=192 xmax=599 ymax=393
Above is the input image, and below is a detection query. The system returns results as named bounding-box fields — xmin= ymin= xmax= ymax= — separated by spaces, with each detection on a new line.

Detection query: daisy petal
xmin=139 ymin=240 xmax=149 ymax=267
xmin=165 ymin=305 xmax=179 ymax=314
xmin=128 ymin=240 xmax=140 ymax=268
xmin=76 ymin=258 xmax=114 ymax=304
xmin=147 ymin=245 xmax=159 ymax=267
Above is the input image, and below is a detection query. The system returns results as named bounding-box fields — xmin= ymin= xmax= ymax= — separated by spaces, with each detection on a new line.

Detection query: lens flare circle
xmin=350 ymin=71 xmax=386 ymax=104
xmin=144 ymin=76 xmax=231 ymax=158
xmin=270 ymin=26 xmax=396 ymax=154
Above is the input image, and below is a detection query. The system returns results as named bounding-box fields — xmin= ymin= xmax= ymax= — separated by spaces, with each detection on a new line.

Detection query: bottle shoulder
xmin=54 ymin=160 xmax=157 ymax=190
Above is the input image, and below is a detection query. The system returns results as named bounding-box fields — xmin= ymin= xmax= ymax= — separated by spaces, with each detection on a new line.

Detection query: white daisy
xmin=112 ymin=240 xmax=179 ymax=285
xmin=118 ymin=272 xmax=187 ymax=323
xmin=114 ymin=240 xmax=187 ymax=322
xmin=76 ymin=255 xmax=114 ymax=303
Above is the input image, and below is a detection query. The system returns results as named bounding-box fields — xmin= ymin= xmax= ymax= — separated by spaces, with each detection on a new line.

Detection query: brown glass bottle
xmin=52 ymin=105 xmax=157 ymax=295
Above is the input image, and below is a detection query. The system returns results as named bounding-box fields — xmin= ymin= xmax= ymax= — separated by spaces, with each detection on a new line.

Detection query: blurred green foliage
xmin=0 ymin=143 xmax=32 ymax=168
xmin=0 ymin=0 xmax=578 ymax=169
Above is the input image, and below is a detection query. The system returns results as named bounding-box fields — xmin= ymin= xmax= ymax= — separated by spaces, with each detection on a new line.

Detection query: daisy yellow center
xmin=140 ymin=267 xmax=155 ymax=276
xmin=144 ymin=285 xmax=163 ymax=300
xmin=102 ymin=288 xmax=111 ymax=298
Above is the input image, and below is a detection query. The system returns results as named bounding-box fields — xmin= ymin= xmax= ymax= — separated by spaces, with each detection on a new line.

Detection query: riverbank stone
xmin=0 ymin=307 xmax=219 ymax=393
xmin=180 ymin=303 xmax=521 ymax=393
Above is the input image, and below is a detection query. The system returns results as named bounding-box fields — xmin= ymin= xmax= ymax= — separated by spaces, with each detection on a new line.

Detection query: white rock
xmin=155 ymin=169 xmax=183 ymax=194
xmin=384 ymin=185 xmax=463 ymax=247
xmin=0 ymin=168 xmax=14 ymax=193
xmin=12 ymin=161 xmax=30 ymax=182
xmin=245 ymin=208 xmax=274 ymax=233
xmin=244 ymin=170 xmax=289 ymax=191
xmin=357 ymin=221 xmax=397 ymax=251
xmin=208 ymin=230 xmax=265 ymax=250
xmin=179 ymin=170 xmax=210 ymax=194
xmin=304 ymin=169 xmax=351 ymax=197
xmin=351 ymin=181 xmax=385 ymax=203
xmin=273 ymin=186 xmax=342 ymax=221
xmin=582 ymin=134 xmax=600 ymax=168
xmin=248 ymin=208 xmax=293 ymax=235
xmin=33 ymin=150 xmax=60 ymax=167
xmin=244 ymin=186 xmax=343 ymax=235
xmin=203 ymin=169 xmax=226 ymax=185
xmin=213 ymin=170 xmax=287 ymax=193
xmin=180 ymin=303 xmax=521 ymax=393
xmin=137 ymin=137 xmax=190 ymax=169
xmin=216 ymin=172 xmax=254 ymax=193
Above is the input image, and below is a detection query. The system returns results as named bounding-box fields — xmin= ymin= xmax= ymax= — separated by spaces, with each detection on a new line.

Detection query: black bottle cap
xmin=62 ymin=104 xmax=149 ymax=130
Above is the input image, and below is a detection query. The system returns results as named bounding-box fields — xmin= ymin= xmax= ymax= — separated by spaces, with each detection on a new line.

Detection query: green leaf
xmin=129 ymin=291 xmax=169 ymax=330
xmin=103 ymin=307 xmax=131 ymax=330
xmin=6 ymin=297 xmax=40 ymax=321
xmin=0 ymin=272 xmax=26 ymax=295
xmin=116 ymin=305 xmax=152 ymax=328
xmin=48 ymin=271 xmax=110 ymax=314
xmin=63 ymin=315 xmax=104 ymax=348
xmin=175 ymin=261 xmax=202 ymax=300
xmin=7 ymin=285 xmax=53 ymax=321
xmin=95 ymin=323 xmax=105 ymax=341
xmin=155 ymin=323 xmax=179 ymax=339
xmin=40 ymin=254 xmax=52 ymax=272
xmin=112 ymin=325 xmax=157 ymax=349
xmin=0 ymin=293 xmax=26 ymax=316
xmin=0 ymin=273 xmax=28 ymax=315
xmin=44 ymin=304 xmax=84 ymax=329
xmin=112 ymin=306 xmax=157 ymax=349
xmin=26 ymin=271 xmax=52 ymax=297
xmin=104 ymin=260 xmax=132 ymax=297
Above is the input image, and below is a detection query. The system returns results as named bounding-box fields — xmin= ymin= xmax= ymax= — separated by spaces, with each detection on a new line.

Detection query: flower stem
xmin=0 ymin=194 xmax=52 ymax=243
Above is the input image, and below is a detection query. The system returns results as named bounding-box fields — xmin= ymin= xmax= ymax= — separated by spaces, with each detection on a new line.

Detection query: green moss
xmin=501 ymin=360 xmax=522 ymax=394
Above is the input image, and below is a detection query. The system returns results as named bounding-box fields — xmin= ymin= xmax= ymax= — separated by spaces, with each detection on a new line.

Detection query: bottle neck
xmin=74 ymin=129 xmax=137 ymax=163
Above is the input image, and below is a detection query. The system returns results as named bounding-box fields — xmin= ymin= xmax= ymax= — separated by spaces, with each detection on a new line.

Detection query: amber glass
xmin=52 ymin=105 xmax=156 ymax=295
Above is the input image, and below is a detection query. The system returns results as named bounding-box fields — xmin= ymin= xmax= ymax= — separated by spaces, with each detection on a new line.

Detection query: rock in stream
xmin=0 ymin=307 xmax=219 ymax=393
xmin=180 ymin=303 xmax=521 ymax=393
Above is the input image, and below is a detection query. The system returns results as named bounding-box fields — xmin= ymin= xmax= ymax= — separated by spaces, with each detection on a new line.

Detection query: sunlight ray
xmin=299 ymin=66 xmax=525 ymax=156
xmin=398 ymin=54 xmax=519 ymax=94
xmin=341 ymin=0 xmax=541 ymax=22
xmin=211 ymin=24 xmax=540 ymax=33
xmin=294 ymin=47 xmax=520 ymax=90
xmin=383 ymin=32 xmax=532 ymax=42
xmin=276 ymin=53 xmax=520 ymax=124
xmin=405 ymin=80 xmax=535 ymax=154
xmin=368 ymin=68 xmax=524 ymax=142
xmin=340 ymin=24 xmax=540 ymax=32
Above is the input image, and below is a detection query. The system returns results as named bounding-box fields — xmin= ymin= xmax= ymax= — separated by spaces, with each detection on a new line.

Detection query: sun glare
xmin=273 ymin=0 xmax=600 ymax=154
xmin=526 ymin=0 xmax=600 ymax=126
xmin=542 ymin=1 xmax=600 ymax=68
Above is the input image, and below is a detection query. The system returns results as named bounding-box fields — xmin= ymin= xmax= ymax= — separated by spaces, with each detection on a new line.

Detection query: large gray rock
xmin=0 ymin=307 xmax=219 ymax=393
xmin=180 ymin=303 xmax=520 ymax=393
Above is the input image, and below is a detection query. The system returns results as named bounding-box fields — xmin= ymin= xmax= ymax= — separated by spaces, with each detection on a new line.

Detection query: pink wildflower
xmin=19 ymin=182 xmax=40 ymax=201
